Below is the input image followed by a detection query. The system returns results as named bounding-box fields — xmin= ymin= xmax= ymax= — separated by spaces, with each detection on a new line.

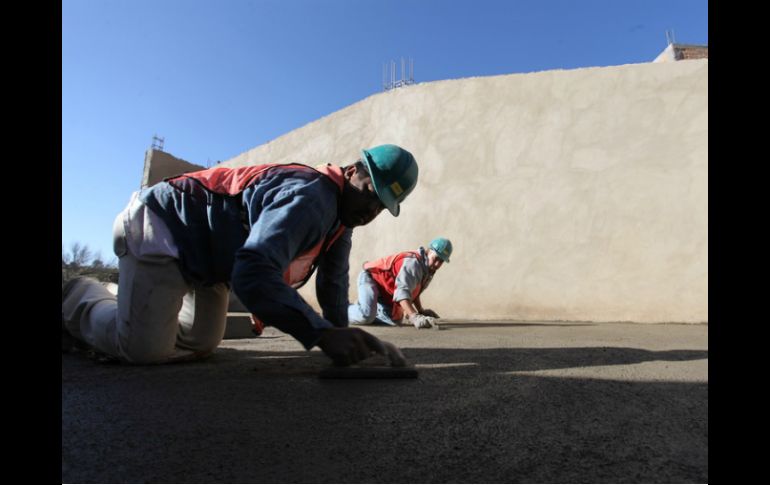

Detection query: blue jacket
xmin=141 ymin=165 xmax=351 ymax=349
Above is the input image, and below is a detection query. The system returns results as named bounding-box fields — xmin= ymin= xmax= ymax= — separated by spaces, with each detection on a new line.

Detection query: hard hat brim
xmin=361 ymin=149 xmax=400 ymax=217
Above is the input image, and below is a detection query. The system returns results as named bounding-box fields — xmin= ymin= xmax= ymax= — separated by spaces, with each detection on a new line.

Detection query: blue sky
xmin=62 ymin=0 xmax=708 ymax=263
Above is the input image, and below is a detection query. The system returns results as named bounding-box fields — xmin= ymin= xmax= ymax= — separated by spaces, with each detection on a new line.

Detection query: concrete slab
xmin=62 ymin=321 xmax=707 ymax=483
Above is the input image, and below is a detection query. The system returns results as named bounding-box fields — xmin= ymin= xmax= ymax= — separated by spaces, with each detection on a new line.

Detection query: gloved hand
xmin=422 ymin=309 xmax=440 ymax=318
xmin=408 ymin=313 xmax=435 ymax=329
xmin=316 ymin=327 xmax=388 ymax=366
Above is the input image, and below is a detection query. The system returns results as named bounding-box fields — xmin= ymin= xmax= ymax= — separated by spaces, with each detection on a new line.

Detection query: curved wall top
xmin=222 ymin=60 xmax=708 ymax=323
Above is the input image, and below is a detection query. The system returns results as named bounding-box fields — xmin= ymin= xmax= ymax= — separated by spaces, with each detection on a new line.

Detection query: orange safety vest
xmin=363 ymin=250 xmax=424 ymax=321
xmin=168 ymin=163 xmax=347 ymax=334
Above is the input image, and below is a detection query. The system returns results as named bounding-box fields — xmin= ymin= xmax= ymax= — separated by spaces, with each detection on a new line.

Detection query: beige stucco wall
xmin=142 ymin=149 xmax=205 ymax=188
xmin=221 ymin=60 xmax=708 ymax=323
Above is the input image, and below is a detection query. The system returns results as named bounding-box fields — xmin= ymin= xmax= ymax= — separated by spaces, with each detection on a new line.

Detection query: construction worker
xmin=62 ymin=144 xmax=419 ymax=367
xmin=348 ymin=237 xmax=453 ymax=329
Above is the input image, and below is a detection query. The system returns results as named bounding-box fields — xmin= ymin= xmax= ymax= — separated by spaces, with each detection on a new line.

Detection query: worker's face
xmin=339 ymin=164 xmax=386 ymax=227
xmin=427 ymin=250 xmax=444 ymax=273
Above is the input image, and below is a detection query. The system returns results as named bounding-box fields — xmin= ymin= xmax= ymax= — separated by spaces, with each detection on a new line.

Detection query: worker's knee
xmin=348 ymin=302 xmax=378 ymax=325
xmin=117 ymin=338 xmax=176 ymax=364
xmin=360 ymin=310 xmax=377 ymax=324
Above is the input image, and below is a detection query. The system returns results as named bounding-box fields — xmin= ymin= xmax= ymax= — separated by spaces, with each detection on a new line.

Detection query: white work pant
xmin=61 ymin=207 xmax=229 ymax=364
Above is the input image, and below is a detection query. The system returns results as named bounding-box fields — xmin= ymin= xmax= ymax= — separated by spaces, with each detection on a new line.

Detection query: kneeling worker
xmin=349 ymin=238 xmax=452 ymax=329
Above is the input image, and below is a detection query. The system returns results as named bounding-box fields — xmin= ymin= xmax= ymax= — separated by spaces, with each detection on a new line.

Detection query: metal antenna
xmin=665 ymin=29 xmax=675 ymax=46
xmin=382 ymin=58 xmax=416 ymax=91
xmin=151 ymin=134 xmax=165 ymax=151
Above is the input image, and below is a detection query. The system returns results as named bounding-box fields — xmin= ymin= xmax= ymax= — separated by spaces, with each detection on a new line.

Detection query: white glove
xmin=408 ymin=313 xmax=435 ymax=329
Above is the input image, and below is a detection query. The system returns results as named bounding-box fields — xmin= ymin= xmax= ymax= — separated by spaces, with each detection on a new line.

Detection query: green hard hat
xmin=429 ymin=237 xmax=453 ymax=263
xmin=360 ymin=144 xmax=418 ymax=217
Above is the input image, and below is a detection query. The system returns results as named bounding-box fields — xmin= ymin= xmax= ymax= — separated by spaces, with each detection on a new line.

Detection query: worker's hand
xmin=408 ymin=313 xmax=434 ymax=329
xmin=422 ymin=309 xmax=440 ymax=319
xmin=317 ymin=327 xmax=388 ymax=367
xmin=380 ymin=340 xmax=408 ymax=367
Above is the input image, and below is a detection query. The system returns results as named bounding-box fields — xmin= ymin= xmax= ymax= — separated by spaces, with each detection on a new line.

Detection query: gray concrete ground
xmin=62 ymin=321 xmax=708 ymax=483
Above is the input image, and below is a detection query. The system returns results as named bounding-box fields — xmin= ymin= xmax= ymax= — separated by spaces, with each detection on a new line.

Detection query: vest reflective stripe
xmin=252 ymin=220 xmax=347 ymax=336
xmin=363 ymin=251 xmax=423 ymax=321
xmin=284 ymin=224 xmax=346 ymax=288
xmin=284 ymin=163 xmax=346 ymax=287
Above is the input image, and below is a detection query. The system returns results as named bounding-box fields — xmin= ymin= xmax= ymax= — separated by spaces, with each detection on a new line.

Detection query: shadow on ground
xmin=432 ymin=321 xmax=598 ymax=329
xmin=62 ymin=344 xmax=707 ymax=483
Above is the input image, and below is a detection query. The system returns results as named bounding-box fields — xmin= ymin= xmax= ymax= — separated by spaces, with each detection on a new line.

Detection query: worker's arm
xmin=393 ymin=257 xmax=425 ymax=318
xmin=315 ymin=227 xmax=353 ymax=327
xmin=394 ymin=258 xmax=441 ymax=327
xmin=398 ymin=298 xmax=419 ymax=318
xmin=399 ymin=296 xmax=436 ymax=329
xmin=413 ymin=295 xmax=425 ymax=314
xmin=233 ymin=184 xmax=385 ymax=363
xmin=415 ymin=295 xmax=441 ymax=318
xmin=232 ymin=179 xmax=342 ymax=349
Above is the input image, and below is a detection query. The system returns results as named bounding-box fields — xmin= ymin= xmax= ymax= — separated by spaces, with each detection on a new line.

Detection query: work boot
xmin=62 ymin=275 xmax=99 ymax=301
xmin=61 ymin=314 xmax=75 ymax=352
xmin=61 ymin=313 xmax=91 ymax=353
xmin=61 ymin=276 xmax=98 ymax=353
